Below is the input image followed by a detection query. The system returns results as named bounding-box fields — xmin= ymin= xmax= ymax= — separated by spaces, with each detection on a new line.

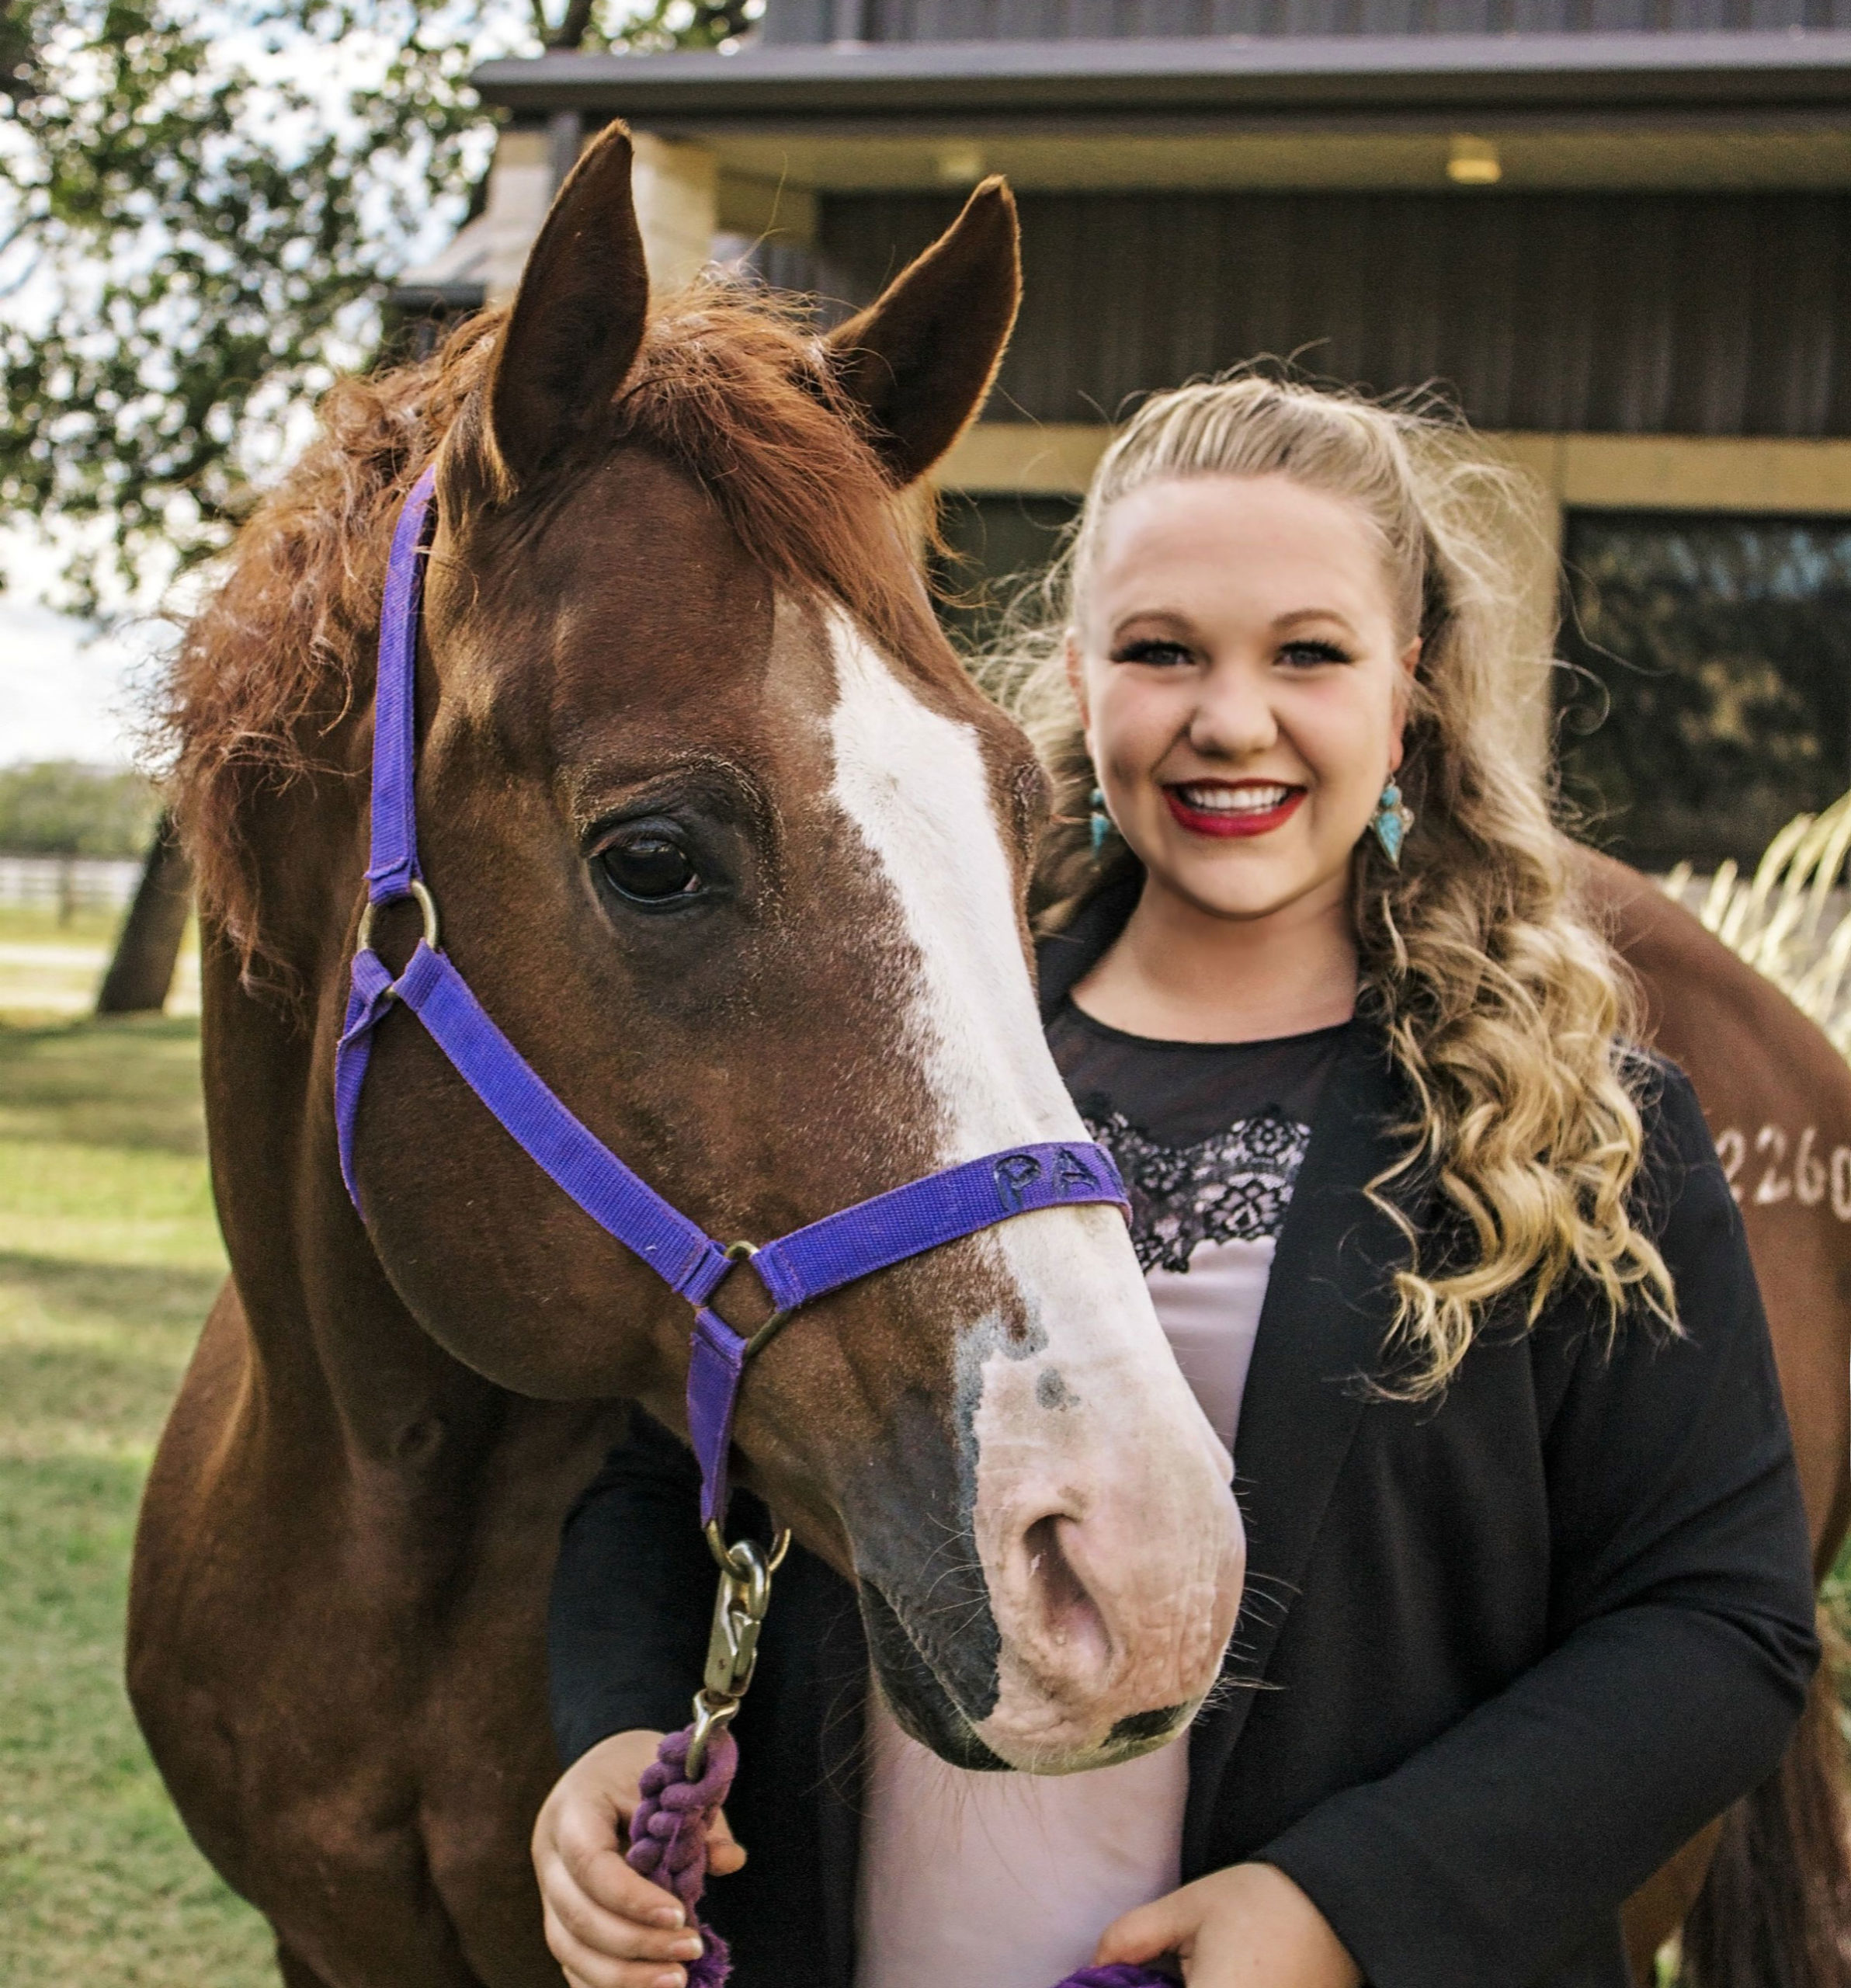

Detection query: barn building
xmin=399 ymin=5 xmax=1851 ymax=869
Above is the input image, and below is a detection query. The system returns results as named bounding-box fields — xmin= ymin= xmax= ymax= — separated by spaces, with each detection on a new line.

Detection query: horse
xmin=129 ymin=120 xmax=1849 ymax=1985
xmin=1585 ymin=854 xmax=1851 ymax=1986
xmin=127 ymin=123 xmax=1245 ymax=1988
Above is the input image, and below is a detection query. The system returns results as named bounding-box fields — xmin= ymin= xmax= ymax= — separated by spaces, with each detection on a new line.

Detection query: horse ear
xmin=485 ymin=122 xmax=650 ymax=491
xmin=823 ymin=178 xmax=1021 ymax=488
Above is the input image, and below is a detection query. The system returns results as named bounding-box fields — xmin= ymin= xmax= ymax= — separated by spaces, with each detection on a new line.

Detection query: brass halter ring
xmin=705 ymin=1518 xmax=792 ymax=1580
xmin=356 ymin=878 xmax=441 ymax=959
xmin=718 ymin=1239 xmax=796 ymax=1362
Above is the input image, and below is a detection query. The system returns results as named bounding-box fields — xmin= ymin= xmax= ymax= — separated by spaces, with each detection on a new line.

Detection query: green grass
xmin=0 ymin=1011 xmax=274 ymax=1986
xmin=0 ymin=904 xmax=125 ymax=948
xmin=0 ymin=902 xmax=201 ymax=1029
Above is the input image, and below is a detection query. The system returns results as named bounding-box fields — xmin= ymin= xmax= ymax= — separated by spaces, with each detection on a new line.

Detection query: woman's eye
xmin=1113 ymin=639 xmax=1193 ymax=668
xmin=598 ymin=833 xmax=701 ymax=905
xmin=1280 ymin=640 xmax=1353 ymax=668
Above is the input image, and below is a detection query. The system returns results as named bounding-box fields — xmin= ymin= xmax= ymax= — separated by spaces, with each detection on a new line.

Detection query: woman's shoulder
xmin=1561 ymin=1047 xmax=1753 ymax=1354
xmin=1510 ymin=1050 xmax=1759 ymax=1416
xmin=1623 ymin=1048 xmax=1735 ymax=1233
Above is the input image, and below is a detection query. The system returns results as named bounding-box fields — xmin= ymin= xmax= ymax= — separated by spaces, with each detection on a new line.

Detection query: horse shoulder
xmin=1579 ymin=847 xmax=1851 ymax=1569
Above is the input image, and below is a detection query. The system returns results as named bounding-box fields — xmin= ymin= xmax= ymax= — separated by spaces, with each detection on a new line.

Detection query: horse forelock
xmin=161 ymin=278 xmax=953 ymax=991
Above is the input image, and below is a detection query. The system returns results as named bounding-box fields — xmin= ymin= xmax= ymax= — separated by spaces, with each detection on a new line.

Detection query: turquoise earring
xmin=1372 ymin=778 xmax=1414 ymax=866
xmin=1089 ymin=786 xmax=1114 ymax=854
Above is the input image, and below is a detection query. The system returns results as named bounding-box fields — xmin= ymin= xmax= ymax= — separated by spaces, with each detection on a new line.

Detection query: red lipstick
xmin=1162 ymin=784 xmax=1306 ymax=839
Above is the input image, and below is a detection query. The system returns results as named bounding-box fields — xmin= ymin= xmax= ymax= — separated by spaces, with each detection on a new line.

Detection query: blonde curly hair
xmin=984 ymin=373 xmax=1675 ymax=1395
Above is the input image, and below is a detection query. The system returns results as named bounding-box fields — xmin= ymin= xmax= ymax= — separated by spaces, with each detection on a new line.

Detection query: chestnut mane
xmin=161 ymin=285 xmax=942 ymax=977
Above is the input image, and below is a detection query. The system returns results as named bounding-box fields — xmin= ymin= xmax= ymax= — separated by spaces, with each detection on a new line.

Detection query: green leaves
xmin=0 ymin=0 xmax=763 ymax=613
xmin=0 ymin=760 xmax=159 ymax=856
xmin=0 ymin=0 xmax=498 ymax=613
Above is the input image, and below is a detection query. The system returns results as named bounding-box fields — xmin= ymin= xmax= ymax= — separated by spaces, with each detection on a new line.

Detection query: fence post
xmin=96 ymin=814 xmax=193 ymax=1016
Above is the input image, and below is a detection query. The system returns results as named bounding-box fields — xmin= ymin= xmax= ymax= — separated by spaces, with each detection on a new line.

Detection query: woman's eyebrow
xmin=1271 ymin=606 xmax=1362 ymax=637
xmin=1108 ymin=609 xmax=1198 ymax=641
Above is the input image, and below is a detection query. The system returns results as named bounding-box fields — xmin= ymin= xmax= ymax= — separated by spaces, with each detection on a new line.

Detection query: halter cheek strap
xmin=334 ymin=466 xmax=1130 ymax=1529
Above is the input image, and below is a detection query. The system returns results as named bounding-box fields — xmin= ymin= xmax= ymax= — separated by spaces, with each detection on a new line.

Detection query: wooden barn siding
xmin=816 ymin=191 xmax=1851 ymax=436
xmin=768 ymin=0 xmax=1851 ymax=39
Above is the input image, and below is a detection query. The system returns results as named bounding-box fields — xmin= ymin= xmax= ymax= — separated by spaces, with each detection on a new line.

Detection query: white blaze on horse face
xmin=825 ymin=611 xmax=1245 ymax=1771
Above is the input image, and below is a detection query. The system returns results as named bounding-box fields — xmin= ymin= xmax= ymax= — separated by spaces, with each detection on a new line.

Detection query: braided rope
xmin=624 ymin=1726 xmax=738 ymax=1988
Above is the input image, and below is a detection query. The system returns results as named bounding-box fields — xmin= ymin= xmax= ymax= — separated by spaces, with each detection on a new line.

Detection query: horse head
xmin=343 ymin=123 xmax=1243 ymax=1774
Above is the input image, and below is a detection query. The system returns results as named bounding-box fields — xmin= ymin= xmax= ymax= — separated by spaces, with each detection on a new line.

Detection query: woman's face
xmin=1069 ymin=472 xmax=1418 ymax=928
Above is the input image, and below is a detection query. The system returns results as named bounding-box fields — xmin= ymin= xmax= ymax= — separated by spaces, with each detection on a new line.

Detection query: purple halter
xmin=334 ymin=466 xmax=1131 ymax=1530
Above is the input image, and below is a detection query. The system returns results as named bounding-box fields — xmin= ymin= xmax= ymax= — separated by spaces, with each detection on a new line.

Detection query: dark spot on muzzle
xmin=1036 ymin=1368 xmax=1075 ymax=1410
xmin=1107 ymin=1703 xmax=1189 ymax=1750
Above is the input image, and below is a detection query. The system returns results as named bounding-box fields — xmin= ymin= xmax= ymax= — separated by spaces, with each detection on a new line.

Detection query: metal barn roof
xmin=472 ymin=30 xmax=1851 ymax=125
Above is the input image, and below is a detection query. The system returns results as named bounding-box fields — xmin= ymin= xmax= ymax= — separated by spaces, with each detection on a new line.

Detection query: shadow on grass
xmin=0 ymin=1016 xmax=208 ymax=1159
xmin=0 ymin=1250 xmax=224 ymax=1332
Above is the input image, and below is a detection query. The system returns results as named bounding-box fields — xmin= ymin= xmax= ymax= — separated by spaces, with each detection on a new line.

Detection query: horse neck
xmin=197 ymin=766 xmax=517 ymax=1485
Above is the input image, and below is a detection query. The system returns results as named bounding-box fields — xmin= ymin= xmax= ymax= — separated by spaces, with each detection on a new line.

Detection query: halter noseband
xmin=334 ymin=465 xmax=1130 ymax=1533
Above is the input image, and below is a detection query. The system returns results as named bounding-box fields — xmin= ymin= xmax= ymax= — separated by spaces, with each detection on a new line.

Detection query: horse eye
xmin=599 ymin=832 xmax=701 ymax=905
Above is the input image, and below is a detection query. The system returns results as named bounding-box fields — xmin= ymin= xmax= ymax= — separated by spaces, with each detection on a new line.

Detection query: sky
xmin=0 ymin=1 xmax=513 ymax=774
xmin=0 ymin=596 xmax=161 ymax=768
xmin=0 ymin=529 xmax=167 ymax=769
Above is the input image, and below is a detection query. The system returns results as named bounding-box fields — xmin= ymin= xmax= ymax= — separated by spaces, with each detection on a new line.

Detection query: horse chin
xmin=978 ymin=1697 xmax=1200 ymax=1775
xmin=858 ymin=1579 xmax=1010 ymax=1771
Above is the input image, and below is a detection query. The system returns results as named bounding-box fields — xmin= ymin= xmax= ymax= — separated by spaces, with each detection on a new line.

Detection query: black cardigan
xmin=548 ymin=887 xmax=1819 ymax=1988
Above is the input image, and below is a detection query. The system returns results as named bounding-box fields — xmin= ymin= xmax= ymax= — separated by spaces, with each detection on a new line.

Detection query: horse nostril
xmin=1107 ymin=1704 xmax=1187 ymax=1749
xmin=1023 ymin=1514 xmax=1106 ymax=1658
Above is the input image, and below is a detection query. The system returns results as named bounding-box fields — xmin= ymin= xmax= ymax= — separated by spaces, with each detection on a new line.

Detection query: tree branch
xmin=544 ymin=0 xmax=594 ymax=49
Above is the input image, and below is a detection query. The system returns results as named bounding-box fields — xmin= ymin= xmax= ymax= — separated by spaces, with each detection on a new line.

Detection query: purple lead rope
xmin=623 ymin=1728 xmax=738 ymax=1988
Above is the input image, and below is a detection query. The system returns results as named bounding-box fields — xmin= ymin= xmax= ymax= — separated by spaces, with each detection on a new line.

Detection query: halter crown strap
xmin=364 ymin=463 xmax=439 ymax=904
xmin=334 ymin=471 xmax=1129 ymax=1527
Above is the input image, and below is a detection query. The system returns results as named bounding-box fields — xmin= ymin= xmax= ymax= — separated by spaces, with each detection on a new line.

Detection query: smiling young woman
xmin=981 ymin=374 xmax=1817 ymax=1986
xmin=1062 ymin=471 xmax=1412 ymax=1044
xmin=533 ymin=375 xmax=1818 ymax=1988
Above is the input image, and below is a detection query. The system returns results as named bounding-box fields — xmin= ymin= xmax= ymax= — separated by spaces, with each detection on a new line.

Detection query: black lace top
xmin=1045 ymin=1002 xmax=1352 ymax=1274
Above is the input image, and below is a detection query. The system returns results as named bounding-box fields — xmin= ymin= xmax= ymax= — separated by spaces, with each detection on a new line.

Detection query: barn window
xmin=1556 ymin=512 xmax=1851 ymax=874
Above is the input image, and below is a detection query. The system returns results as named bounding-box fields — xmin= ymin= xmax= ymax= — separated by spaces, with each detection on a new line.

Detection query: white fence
xmin=0 ymin=853 xmax=143 ymax=916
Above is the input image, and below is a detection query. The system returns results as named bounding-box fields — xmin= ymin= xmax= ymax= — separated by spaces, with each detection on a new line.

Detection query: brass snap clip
xmin=686 ymin=1523 xmax=791 ymax=1780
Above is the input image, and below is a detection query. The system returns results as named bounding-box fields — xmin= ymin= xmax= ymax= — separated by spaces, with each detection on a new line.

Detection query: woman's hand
xmin=531 ymin=1729 xmax=747 ymax=1988
xmin=1095 ymin=1862 xmax=1363 ymax=1988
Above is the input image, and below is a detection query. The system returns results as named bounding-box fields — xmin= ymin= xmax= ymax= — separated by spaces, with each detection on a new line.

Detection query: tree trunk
xmin=96 ymin=814 xmax=193 ymax=1016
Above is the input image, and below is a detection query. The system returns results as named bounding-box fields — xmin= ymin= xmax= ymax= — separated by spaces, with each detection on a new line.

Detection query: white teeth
xmin=1176 ymin=783 xmax=1292 ymax=813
